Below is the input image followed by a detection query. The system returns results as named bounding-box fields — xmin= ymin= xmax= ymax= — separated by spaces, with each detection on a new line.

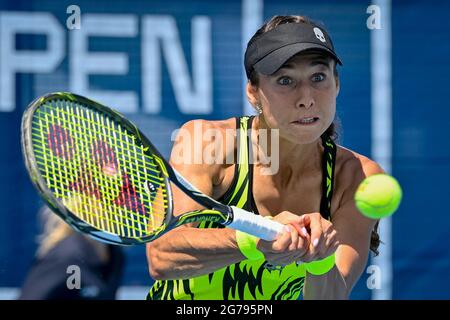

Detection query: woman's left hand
xmin=296 ymin=212 xmax=339 ymax=263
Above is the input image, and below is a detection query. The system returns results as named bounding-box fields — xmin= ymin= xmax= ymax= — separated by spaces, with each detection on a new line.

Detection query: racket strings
xmin=36 ymin=107 xmax=146 ymax=235
xmin=68 ymin=102 xmax=166 ymax=234
xmin=32 ymin=110 xmax=163 ymax=175
xmin=32 ymin=148 xmax=167 ymax=214
xmin=36 ymin=104 xmax=165 ymax=200
xmin=31 ymin=100 xmax=169 ymax=238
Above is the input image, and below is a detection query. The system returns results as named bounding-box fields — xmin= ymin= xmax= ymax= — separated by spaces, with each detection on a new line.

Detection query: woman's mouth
xmin=292 ymin=117 xmax=320 ymax=125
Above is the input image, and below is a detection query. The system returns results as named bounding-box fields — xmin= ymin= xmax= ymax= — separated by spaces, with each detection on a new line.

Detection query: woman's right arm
xmin=146 ymin=119 xmax=248 ymax=280
xmin=146 ymin=120 xmax=307 ymax=280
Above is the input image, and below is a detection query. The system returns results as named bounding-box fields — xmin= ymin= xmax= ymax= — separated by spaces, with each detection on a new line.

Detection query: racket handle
xmin=228 ymin=206 xmax=285 ymax=241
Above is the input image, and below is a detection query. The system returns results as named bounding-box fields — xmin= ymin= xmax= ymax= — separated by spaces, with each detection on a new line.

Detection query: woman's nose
xmin=295 ymin=85 xmax=314 ymax=109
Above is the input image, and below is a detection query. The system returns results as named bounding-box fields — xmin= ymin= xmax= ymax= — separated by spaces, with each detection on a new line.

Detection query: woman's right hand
xmin=256 ymin=211 xmax=310 ymax=267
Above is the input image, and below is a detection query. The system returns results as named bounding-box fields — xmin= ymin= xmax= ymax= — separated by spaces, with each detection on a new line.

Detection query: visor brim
xmin=253 ymin=43 xmax=343 ymax=75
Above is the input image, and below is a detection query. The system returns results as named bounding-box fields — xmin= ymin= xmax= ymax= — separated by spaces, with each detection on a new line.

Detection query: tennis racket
xmin=21 ymin=92 xmax=284 ymax=245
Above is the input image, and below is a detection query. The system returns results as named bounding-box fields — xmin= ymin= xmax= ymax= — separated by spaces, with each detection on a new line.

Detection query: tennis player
xmin=146 ymin=15 xmax=383 ymax=300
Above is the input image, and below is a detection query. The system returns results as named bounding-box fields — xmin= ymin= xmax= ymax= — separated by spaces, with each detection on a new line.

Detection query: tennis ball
xmin=354 ymin=174 xmax=402 ymax=219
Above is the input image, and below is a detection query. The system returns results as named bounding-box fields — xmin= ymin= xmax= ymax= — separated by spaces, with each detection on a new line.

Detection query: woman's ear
xmin=335 ymin=75 xmax=340 ymax=97
xmin=246 ymin=81 xmax=259 ymax=106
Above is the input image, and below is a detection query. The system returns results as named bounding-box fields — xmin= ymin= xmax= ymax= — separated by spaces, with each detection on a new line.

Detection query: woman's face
xmin=249 ymin=52 xmax=339 ymax=144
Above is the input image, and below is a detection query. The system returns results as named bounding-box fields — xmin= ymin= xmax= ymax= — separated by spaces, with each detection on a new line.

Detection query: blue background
xmin=0 ymin=0 xmax=449 ymax=299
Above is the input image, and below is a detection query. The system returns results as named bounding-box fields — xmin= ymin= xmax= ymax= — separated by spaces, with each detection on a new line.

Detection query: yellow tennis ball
xmin=354 ymin=174 xmax=402 ymax=219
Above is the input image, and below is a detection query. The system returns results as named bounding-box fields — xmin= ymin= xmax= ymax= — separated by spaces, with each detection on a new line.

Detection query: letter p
xmin=0 ymin=12 xmax=64 ymax=111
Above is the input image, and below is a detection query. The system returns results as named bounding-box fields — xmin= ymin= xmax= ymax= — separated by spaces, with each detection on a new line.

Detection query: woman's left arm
xmin=303 ymin=160 xmax=383 ymax=299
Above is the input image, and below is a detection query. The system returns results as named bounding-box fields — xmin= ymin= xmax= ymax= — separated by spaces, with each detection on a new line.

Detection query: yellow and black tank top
xmin=147 ymin=116 xmax=336 ymax=300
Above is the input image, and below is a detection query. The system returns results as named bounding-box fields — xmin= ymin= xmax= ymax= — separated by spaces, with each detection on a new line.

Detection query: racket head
xmin=21 ymin=92 xmax=174 ymax=245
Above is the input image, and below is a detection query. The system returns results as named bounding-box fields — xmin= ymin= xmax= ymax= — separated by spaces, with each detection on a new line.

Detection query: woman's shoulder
xmin=336 ymin=145 xmax=384 ymax=176
xmin=334 ymin=144 xmax=385 ymax=203
xmin=171 ymin=118 xmax=239 ymax=173
xmin=171 ymin=117 xmax=240 ymax=196
xmin=179 ymin=117 xmax=238 ymax=133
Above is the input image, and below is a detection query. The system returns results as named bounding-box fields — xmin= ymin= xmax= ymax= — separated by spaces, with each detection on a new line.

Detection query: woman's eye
xmin=277 ymin=76 xmax=292 ymax=86
xmin=312 ymin=73 xmax=326 ymax=82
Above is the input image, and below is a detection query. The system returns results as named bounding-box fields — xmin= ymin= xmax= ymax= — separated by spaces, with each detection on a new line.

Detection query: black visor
xmin=244 ymin=22 xmax=342 ymax=78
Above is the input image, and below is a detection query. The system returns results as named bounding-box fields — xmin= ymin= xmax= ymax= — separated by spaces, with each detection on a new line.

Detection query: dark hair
xmin=248 ymin=15 xmax=381 ymax=256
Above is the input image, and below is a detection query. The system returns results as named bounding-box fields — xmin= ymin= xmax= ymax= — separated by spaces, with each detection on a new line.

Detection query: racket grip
xmin=228 ymin=206 xmax=285 ymax=241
